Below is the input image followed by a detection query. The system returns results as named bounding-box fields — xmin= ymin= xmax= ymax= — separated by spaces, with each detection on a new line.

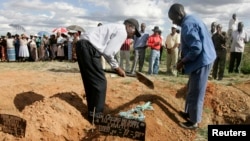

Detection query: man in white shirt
xmin=76 ymin=18 xmax=141 ymax=123
xmin=228 ymin=13 xmax=238 ymax=41
xmin=228 ymin=14 xmax=238 ymax=33
xmin=228 ymin=22 xmax=248 ymax=73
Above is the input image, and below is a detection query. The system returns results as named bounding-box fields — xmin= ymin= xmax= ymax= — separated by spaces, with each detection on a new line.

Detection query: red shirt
xmin=147 ymin=34 xmax=162 ymax=50
xmin=120 ymin=38 xmax=132 ymax=51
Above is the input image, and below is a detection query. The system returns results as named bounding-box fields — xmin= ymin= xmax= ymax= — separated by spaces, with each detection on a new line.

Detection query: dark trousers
xmin=130 ymin=47 xmax=146 ymax=73
xmin=228 ymin=52 xmax=242 ymax=73
xmin=212 ymin=49 xmax=227 ymax=79
xmin=76 ymin=39 xmax=107 ymax=119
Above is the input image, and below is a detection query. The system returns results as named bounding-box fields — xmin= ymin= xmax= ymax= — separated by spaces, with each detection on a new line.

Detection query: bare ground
xmin=0 ymin=62 xmax=250 ymax=141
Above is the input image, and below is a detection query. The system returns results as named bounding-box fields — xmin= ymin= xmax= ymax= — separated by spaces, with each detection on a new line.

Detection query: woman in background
xmin=19 ymin=34 xmax=30 ymax=62
xmin=6 ymin=32 xmax=16 ymax=62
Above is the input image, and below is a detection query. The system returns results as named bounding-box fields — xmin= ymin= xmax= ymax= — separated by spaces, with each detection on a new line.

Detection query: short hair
xmin=97 ymin=23 xmax=102 ymax=26
xmin=169 ymin=3 xmax=185 ymax=17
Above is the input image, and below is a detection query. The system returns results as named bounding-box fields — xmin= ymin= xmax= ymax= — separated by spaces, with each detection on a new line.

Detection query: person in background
xmin=76 ymin=18 xmax=141 ymax=123
xmin=228 ymin=13 xmax=238 ymax=39
xmin=227 ymin=13 xmax=239 ymax=47
xmin=62 ymin=33 xmax=68 ymax=61
xmin=49 ymin=34 xmax=57 ymax=61
xmin=72 ymin=32 xmax=80 ymax=62
xmin=6 ymin=32 xmax=16 ymax=62
xmin=97 ymin=23 xmax=102 ymax=27
xmin=130 ymin=23 xmax=149 ymax=74
xmin=159 ymin=31 xmax=165 ymax=64
xmin=36 ymin=35 xmax=42 ymax=60
xmin=168 ymin=3 xmax=216 ymax=129
xmin=56 ymin=32 xmax=65 ymax=61
xmin=147 ymin=26 xmax=162 ymax=75
xmin=165 ymin=24 xmax=180 ymax=76
xmin=29 ymin=34 xmax=38 ymax=61
xmin=119 ymin=38 xmax=133 ymax=73
xmin=210 ymin=22 xmax=217 ymax=36
xmin=228 ymin=22 xmax=249 ymax=73
xmin=40 ymin=35 xmax=49 ymax=61
xmin=67 ymin=30 xmax=75 ymax=61
xmin=0 ymin=36 xmax=7 ymax=62
xmin=19 ymin=34 xmax=30 ymax=62
xmin=14 ymin=34 xmax=20 ymax=61
xmin=212 ymin=24 xmax=227 ymax=80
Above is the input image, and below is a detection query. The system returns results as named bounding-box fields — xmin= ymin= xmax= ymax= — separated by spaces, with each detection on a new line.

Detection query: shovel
xmin=105 ymin=70 xmax=154 ymax=89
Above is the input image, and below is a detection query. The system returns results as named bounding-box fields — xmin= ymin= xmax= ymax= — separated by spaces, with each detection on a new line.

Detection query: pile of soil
xmin=0 ymin=64 xmax=249 ymax=141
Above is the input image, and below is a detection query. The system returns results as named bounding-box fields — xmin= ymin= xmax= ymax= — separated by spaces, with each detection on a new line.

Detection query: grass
xmin=195 ymin=127 xmax=208 ymax=141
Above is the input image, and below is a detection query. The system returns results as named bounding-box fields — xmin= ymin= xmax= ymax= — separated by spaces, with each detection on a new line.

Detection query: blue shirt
xmin=133 ymin=31 xmax=149 ymax=48
xmin=180 ymin=15 xmax=216 ymax=74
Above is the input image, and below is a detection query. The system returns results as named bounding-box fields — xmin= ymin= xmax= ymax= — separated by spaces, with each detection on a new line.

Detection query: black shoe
xmin=179 ymin=111 xmax=190 ymax=120
xmin=179 ymin=121 xmax=198 ymax=130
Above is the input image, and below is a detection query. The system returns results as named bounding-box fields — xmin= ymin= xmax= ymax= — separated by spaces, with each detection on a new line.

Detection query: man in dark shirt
xmin=212 ymin=24 xmax=227 ymax=80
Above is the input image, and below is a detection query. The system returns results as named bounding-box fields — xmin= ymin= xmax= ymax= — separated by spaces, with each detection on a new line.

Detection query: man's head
xmin=232 ymin=13 xmax=236 ymax=20
xmin=141 ymin=23 xmax=146 ymax=32
xmin=152 ymin=26 xmax=161 ymax=35
xmin=216 ymin=24 xmax=222 ymax=33
xmin=211 ymin=22 xmax=217 ymax=33
xmin=97 ymin=23 xmax=102 ymax=27
xmin=124 ymin=18 xmax=141 ymax=38
xmin=171 ymin=24 xmax=177 ymax=34
xmin=211 ymin=22 xmax=217 ymax=28
xmin=168 ymin=3 xmax=186 ymax=26
xmin=238 ymin=22 xmax=244 ymax=32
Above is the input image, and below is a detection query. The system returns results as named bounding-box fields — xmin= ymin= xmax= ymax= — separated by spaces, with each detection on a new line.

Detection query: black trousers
xmin=76 ymin=39 xmax=107 ymax=119
xmin=228 ymin=52 xmax=242 ymax=73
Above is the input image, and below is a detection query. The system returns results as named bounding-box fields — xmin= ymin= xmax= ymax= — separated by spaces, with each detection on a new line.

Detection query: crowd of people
xmin=0 ymin=30 xmax=81 ymax=63
xmin=0 ymin=13 xmax=248 ymax=80
xmin=211 ymin=13 xmax=249 ymax=80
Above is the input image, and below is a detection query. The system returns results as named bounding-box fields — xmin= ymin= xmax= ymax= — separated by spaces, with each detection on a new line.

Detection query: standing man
xmin=130 ymin=23 xmax=149 ymax=74
xmin=228 ymin=22 xmax=248 ymax=73
xmin=76 ymin=18 xmax=141 ymax=122
xmin=168 ymin=3 xmax=216 ymax=129
xmin=227 ymin=13 xmax=238 ymax=47
xmin=228 ymin=13 xmax=238 ymax=39
xmin=119 ymin=38 xmax=133 ymax=73
xmin=147 ymin=26 xmax=162 ymax=75
xmin=165 ymin=24 xmax=180 ymax=76
xmin=210 ymin=22 xmax=217 ymax=36
xmin=212 ymin=24 xmax=227 ymax=80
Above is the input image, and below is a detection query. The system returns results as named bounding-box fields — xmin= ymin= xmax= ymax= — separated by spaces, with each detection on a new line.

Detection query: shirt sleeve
xmin=103 ymin=31 xmax=127 ymax=69
xmin=181 ymin=25 xmax=202 ymax=63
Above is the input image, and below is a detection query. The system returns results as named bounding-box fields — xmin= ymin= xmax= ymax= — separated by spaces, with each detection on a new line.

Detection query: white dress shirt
xmin=228 ymin=18 xmax=238 ymax=31
xmin=82 ymin=23 xmax=127 ymax=69
xmin=230 ymin=30 xmax=249 ymax=52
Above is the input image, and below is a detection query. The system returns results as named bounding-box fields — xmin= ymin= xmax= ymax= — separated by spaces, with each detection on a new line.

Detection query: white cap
xmin=172 ymin=24 xmax=177 ymax=29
